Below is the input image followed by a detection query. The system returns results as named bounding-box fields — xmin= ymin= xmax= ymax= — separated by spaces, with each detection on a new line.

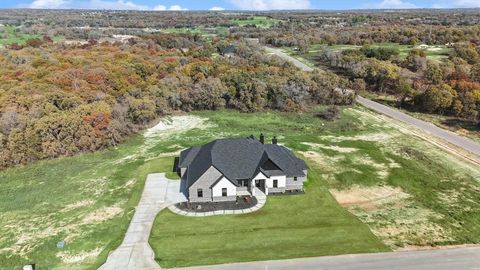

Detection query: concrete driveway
xmin=98 ymin=173 xmax=186 ymax=270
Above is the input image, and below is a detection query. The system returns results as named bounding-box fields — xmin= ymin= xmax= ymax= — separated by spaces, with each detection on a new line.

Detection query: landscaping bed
xmin=175 ymin=196 xmax=258 ymax=213
xmin=269 ymin=190 xmax=305 ymax=196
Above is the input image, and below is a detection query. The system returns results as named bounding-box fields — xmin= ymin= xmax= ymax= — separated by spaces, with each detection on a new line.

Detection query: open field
xmin=0 ymin=116 xmax=201 ymax=269
xmin=283 ymin=43 xmax=451 ymax=65
xmin=232 ymin=16 xmax=280 ymax=28
xmin=158 ymin=26 xmax=229 ymax=37
xmin=1 ymin=107 xmax=480 ymax=269
xmin=149 ymin=107 xmax=480 ymax=268
xmin=0 ymin=25 xmax=63 ymax=45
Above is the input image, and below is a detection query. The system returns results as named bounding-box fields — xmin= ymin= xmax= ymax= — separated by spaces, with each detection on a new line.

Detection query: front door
xmin=255 ymin=179 xmax=266 ymax=193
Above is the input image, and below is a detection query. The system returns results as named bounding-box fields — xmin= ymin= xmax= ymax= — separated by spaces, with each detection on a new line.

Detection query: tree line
xmin=0 ymin=35 xmax=354 ymax=168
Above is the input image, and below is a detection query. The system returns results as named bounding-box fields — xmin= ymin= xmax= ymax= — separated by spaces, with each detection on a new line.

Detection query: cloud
xmin=24 ymin=0 xmax=188 ymax=10
xmin=168 ymin=4 xmax=188 ymax=10
xmin=229 ymin=0 xmax=310 ymax=10
xmin=209 ymin=6 xmax=225 ymax=10
xmin=373 ymin=0 xmax=417 ymax=9
xmin=436 ymin=0 xmax=480 ymax=7
xmin=153 ymin=4 xmax=166 ymax=10
xmin=28 ymin=0 xmax=68 ymax=8
xmin=88 ymin=0 xmax=149 ymax=10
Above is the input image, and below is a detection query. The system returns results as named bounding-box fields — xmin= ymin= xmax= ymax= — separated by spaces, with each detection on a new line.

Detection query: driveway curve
xmin=98 ymin=173 xmax=186 ymax=270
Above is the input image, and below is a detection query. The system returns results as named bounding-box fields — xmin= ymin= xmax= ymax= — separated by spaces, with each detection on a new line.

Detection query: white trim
xmin=212 ymin=177 xmax=236 ymax=198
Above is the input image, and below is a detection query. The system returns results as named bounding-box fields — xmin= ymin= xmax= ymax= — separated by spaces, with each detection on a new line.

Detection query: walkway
xmin=98 ymin=174 xmax=187 ymax=270
xmin=168 ymin=187 xmax=267 ymax=217
xmin=178 ymin=246 xmax=480 ymax=270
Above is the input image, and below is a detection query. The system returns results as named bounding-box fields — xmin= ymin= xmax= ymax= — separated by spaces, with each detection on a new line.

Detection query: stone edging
xmin=168 ymin=196 xmax=266 ymax=217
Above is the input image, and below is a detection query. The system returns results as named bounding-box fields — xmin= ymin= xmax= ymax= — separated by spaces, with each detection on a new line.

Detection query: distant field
xmin=287 ymin=42 xmax=451 ymax=63
xmin=232 ymin=16 xmax=280 ymax=28
xmin=150 ymin=108 xmax=480 ymax=268
xmin=0 ymin=25 xmax=63 ymax=45
xmin=159 ymin=26 xmax=228 ymax=37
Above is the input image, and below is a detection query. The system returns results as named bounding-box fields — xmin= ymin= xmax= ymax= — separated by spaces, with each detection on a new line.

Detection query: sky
xmin=1 ymin=0 xmax=480 ymax=10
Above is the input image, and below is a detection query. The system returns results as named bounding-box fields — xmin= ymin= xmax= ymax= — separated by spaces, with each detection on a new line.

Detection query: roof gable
xmin=180 ymin=137 xmax=307 ymax=187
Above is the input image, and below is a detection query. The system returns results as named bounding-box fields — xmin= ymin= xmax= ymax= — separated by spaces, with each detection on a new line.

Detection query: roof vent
xmin=260 ymin=133 xmax=265 ymax=144
xmin=272 ymin=136 xmax=278 ymax=145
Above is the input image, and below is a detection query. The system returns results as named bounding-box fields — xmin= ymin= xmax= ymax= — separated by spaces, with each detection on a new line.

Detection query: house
xmin=177 ymin=134 xmax=308 ymax=203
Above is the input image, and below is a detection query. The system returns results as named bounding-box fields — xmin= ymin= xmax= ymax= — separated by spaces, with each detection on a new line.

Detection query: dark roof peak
xmin=179 ymin=137 xmax=307 ymax=187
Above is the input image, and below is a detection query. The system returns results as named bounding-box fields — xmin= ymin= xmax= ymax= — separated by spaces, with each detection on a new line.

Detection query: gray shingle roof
xmin=179 ymin=137 xmax=307 ymax=188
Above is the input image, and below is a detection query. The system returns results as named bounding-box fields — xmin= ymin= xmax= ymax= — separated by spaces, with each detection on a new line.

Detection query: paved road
xmin=265 ymin=46 xmax=480 ymax=158
xmin=357 ymin=96 xmax=480 ymax=157
xmin=98 ymin=174 xmax=186 ymax=270
xmin=264 ymin=47 xmax=314 ymax=72
xmin=178 ymin=246 xmax=480 ymax=270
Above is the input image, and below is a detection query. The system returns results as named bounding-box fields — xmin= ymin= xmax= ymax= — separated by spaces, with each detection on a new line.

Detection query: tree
xmin=471 ymin=64 xmax=480 ymax=82
xmin=403 ymin=49 xmax=427 ymax=72
xmin=417 ymin=84 xmax=455 ymax=114
xmin=424 ymin=61 xmax=443 ymax=84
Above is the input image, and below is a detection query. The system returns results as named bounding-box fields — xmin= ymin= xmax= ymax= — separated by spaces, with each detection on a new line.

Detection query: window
xmin=222 ymin=188 xmax=227 ymax=197
xmin=197 ymin=189 xmax=203 ymax=198
xmin=273 ymin=180 xmax=278 ymax=188
xmin=294 ymin=177 xmax=298 ymax=181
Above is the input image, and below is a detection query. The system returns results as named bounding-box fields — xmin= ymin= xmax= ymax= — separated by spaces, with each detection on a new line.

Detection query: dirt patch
xmin=331 ymin=184 xmax=452 ymax=249
xmin=299 ymin=150 xmax=342 ymax=170
xmin=330 ymin=185 xmax=410 ymax=210
xmin=302 ymin=142 xmax=358 ymax=153
xmin=144 ymin=115 xmax=209 ymax=138
xmin=57 ymin=247 xmax=102 ymax=263
xmin=60 ymin=200 xmax=95 ymax=213
xmin=114 ymin=115 xmax=210 ymax=165
xmin=397 ymin=243 xmax=480 ymax=251
xmin=318 ymin=133 xmax=393 ymax=143
xmin=82 ymin=204 xmax=123 ymax=224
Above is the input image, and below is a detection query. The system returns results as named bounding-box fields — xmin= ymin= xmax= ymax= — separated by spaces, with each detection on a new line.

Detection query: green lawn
xmin=149 ymin=108 xmax=480 ymax=268
xmin=232 ymin=16 xmax=280 ymax=28
xmin=150 ymin=166 xmax=389 ymax=268
xmin=285 ymin=43 xmax=451 ymax=64
xmin=0 ymin=25 xmax=64 ymax=45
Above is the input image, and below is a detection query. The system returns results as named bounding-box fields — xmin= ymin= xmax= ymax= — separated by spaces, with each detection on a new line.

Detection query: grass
xmin=284 ymin=43 xmax=452 ymax=65
xmin=2 ymin=107 xmax=480 ymax=269
xmin=362 ymin=92 xmax=480 ymax=144
xmin=149 ymin=108 xmax=480 ymax=268
xmin=159 ymin=26 xmax=229 ymax=37
xmin=0 ymin=130 xmax=179 ymax=269
xmin=151 ymin=166 xmax=388 ymax=268
xmin=232 ymin=16 xmax=280 ymax=28
xmin=0 ymin=25 xmax=64 ymax=45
